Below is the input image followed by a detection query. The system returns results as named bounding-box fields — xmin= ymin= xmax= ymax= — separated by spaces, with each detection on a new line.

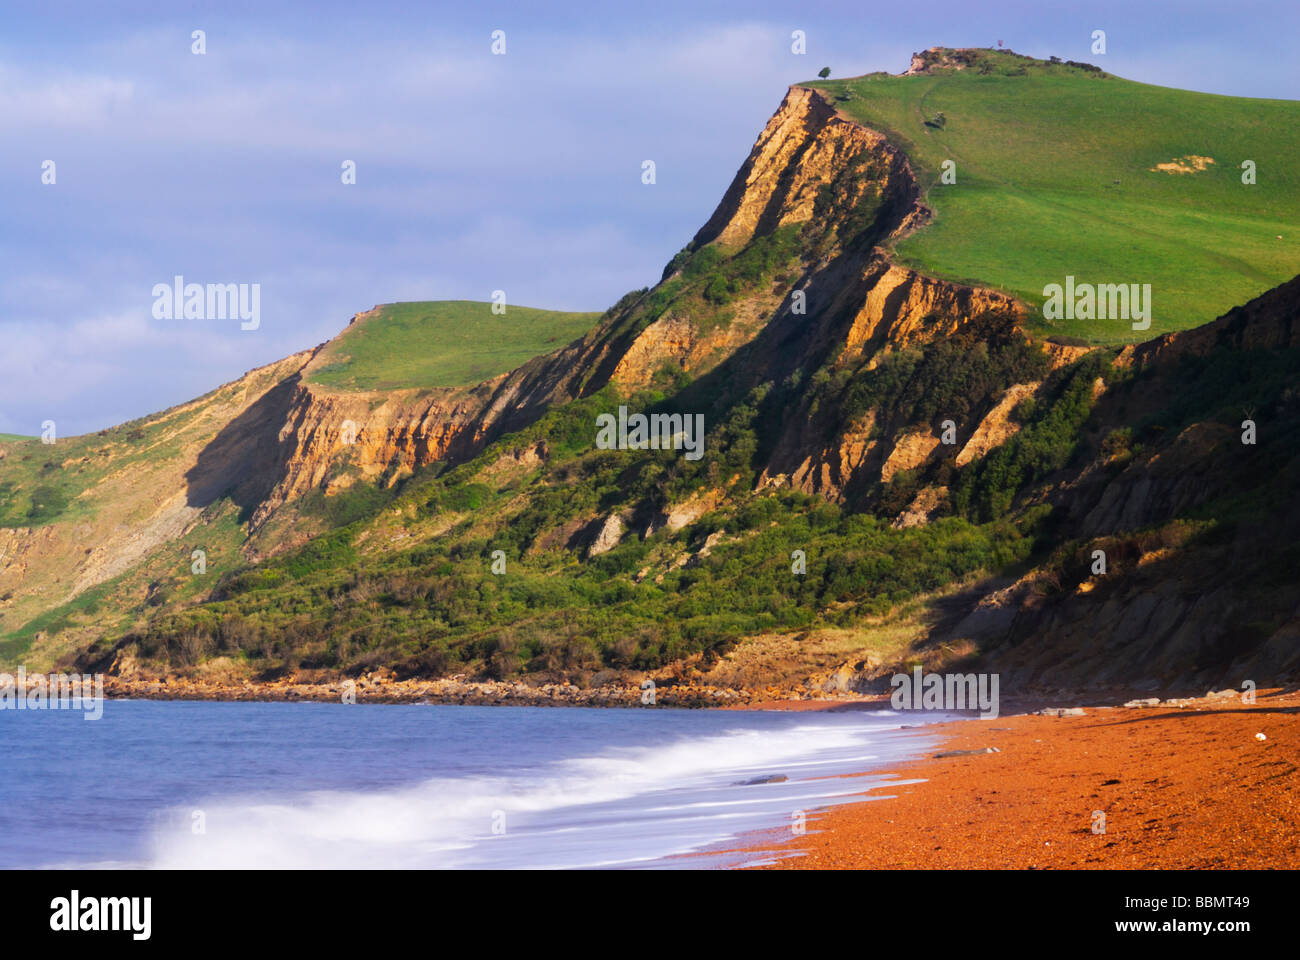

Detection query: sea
xmin=0 ymin=699 xmax=952 ymax=869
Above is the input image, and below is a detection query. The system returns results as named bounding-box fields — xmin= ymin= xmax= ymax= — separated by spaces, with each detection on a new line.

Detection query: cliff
xmin=208 ymin=84 xmax=1031 ymax=533
xmin=5 ymin=65 xmax=1298 ymax=700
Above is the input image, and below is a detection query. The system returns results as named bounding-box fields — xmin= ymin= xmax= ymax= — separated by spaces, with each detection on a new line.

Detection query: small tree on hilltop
xmin=818 ymin=66 xmax=831 ymax=78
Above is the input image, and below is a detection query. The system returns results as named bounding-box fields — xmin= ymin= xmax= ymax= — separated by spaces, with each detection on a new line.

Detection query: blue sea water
xmin=0 ymin=700 xmax=951 ymax=869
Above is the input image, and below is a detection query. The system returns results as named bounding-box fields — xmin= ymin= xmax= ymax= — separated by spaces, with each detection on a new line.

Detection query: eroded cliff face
xmin=245 ymin=374 xmax=500 ymax=530
xmin=665 ymin=87 xmax=1030 ymax=502
xmin=0 ymin=349 xmax=317 ymax=648
xmin=242 ymin=84 xmax=1030 ymax=525
xmin=1 ymin=80 xmax=1060 ymax=660
xmin=819 ymin=272 xmax=1300 ymax=692
xmin=842 ymin=262 xmax=1019 ymax=358
xmin=688 ymin=86 xmax=923 ymax=251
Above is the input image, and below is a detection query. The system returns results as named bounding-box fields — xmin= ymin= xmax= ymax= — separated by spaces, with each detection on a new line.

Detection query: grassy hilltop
xmin=811 ymin=48 xmax=1300 ymax=341
xmin=309 ymin=301 xmax=602 ymax=392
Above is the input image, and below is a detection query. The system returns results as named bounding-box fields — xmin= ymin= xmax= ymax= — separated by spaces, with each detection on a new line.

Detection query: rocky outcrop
xmin=881 ymin=430 xmax=943 ymax=483
xmin=842 ymin=262 xmax=1021 ymax=359
xmin=955 ymin=382 xmax=1040 ymax=467
xmin=760 ymin=414 xmax=880 ymax=498
xmin=905 ymin=47 xmax=973 ymax=75
xmin=0 ymin=526 xmax=57 ymax=598
xmin=244 ymin=375 xmax=502 ymax=528
xmin=643 ymin=489 xmax=724 ymax=537
xmin=479 ymin=441 xmax=549 ymax=481
xmin=586 ymin=514 xmax=626 ymax=557
xmin=677 ymin=87 xmax=1028 ymax=502
xmin=890 ymin=275 xmax=1300 ymax=691
xmin=904 ymin=46 xmax=1038 ymax=76
xmin=230 ymin=308 xmax=633 ymax=530
xmin=610 ymin=302 xmax=776 ymax=390
xmin=689 ymin=86 xmax=920 ymax=251
xmin=892 ymin=485 xmax=949 ymax=528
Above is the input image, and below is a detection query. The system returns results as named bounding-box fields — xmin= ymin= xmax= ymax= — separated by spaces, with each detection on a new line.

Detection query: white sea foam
xmin=145 ymin=717 xmax=938 ymax=869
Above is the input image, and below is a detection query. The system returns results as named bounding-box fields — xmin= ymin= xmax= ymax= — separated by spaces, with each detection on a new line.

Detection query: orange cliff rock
xmin=247 ymin=84 xmax=1035 ymax=522
xmin=5 ymin=82 xmax=1053 ymax=624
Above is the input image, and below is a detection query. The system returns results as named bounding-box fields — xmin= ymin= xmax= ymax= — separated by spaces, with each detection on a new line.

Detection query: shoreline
xmin=82 ymin=672 xmax=1266 ymax=713
xmin=731 ymin=687 xmax=1299 ymax=869
xmin=13 ymin=672 xmax=1296 ymax=869
xmin=89 ymin=673 xmax=856 ymax=708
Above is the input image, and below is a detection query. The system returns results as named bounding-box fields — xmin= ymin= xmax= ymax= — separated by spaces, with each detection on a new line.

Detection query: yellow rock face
xmin=956 ymin=382 xmax=1041 ymax=468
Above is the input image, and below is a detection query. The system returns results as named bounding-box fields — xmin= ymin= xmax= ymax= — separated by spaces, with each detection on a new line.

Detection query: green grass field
xmin=810 ymin=50 xmax=1300 ymax=341
xmin=308 ymin=301 xmax=603 ymax=392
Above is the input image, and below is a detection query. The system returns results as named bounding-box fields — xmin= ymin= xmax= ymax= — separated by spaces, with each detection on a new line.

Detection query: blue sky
xmin=2 ymin=0 xmax=1297 ymax=435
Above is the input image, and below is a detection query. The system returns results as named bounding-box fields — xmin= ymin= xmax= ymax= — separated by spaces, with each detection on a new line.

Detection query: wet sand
xmin=744 ymin=688 xmax=1300 ymax=869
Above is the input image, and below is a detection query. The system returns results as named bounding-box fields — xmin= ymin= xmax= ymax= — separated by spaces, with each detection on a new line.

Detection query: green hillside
xmin=308 ymin=301 xmax=602 ymax=392
xmin=811 ymin=49 xmax=1300 ymax=341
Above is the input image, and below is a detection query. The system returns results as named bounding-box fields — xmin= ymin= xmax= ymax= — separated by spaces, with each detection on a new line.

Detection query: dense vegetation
xmin=953 ymin=351 xmax=1117 ymax=522
xmin=833 ymin=324 xmax=1049 ymax=427
xmin=79 ymin=477 xmax=1033 ymax=683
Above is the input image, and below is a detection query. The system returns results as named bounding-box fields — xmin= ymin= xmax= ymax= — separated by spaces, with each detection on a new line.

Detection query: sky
xmin=2 ymin=0 xmax=1297 ymax=435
